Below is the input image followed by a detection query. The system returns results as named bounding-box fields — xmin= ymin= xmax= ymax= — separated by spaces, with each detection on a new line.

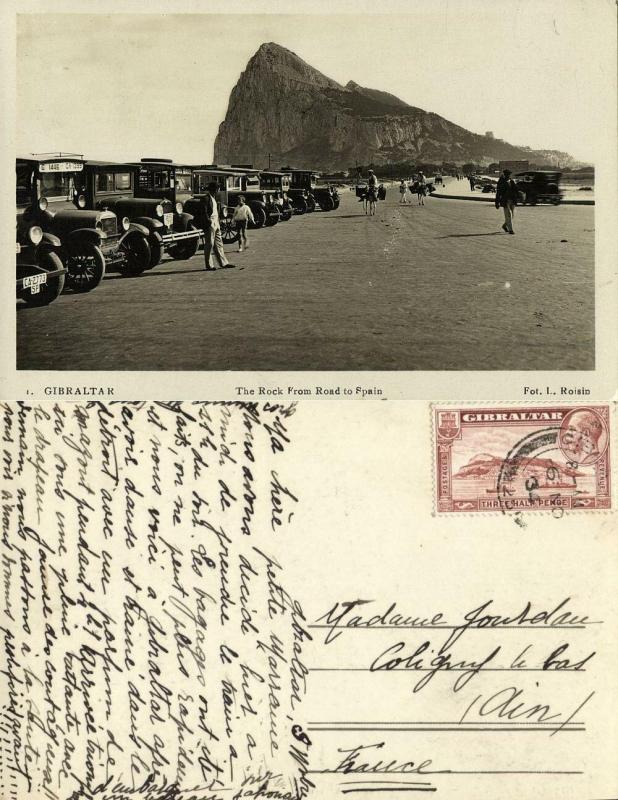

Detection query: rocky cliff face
xmin=214 ymin=42 xmax=575 ymax=171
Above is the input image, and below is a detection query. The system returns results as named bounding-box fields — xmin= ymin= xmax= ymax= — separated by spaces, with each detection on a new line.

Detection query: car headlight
xmin=155 ymin=203 xmax=164 ymax=218
xmin=122 ymin=216 xmax=130 ymax=231
xmin=221 ymin=206 xmax=228 ymax=219
xmin=77 ymin=194 xmax=86 ymax=209
xmin=38 ymin=197 xmax=48 ymax=211
xmin=175 ymin=202 xmax=183 ymax=214
xmin=28 ymin=225 xmax=43 ymax=245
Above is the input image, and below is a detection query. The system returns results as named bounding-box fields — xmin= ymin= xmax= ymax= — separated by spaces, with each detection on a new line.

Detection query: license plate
xmin=164 ymin=213 xmax=174 ymax=227
xmin=23 ymin=274 xmax=47 ymax=294
xmin=16 ymin=242 xmax=21 ymax=254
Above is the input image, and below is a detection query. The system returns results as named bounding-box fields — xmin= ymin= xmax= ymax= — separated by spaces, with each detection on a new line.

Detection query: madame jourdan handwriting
xmin=315 ymin=597 xmax=591 ymax=646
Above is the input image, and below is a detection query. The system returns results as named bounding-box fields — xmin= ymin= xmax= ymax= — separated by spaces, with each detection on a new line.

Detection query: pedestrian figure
xmin=416 ymin=171 xmax=427 ymax=205
xmin=495 ymin=168 xmax=519 ymax=234
xmin=469 ymin=175 xmax=475 ymax=191
xmin=232 ymin=195 xmax=255 ymax=252
xmin=365 ymin=169 xmax=379 ymax=215
xmin=399 ymin=180 xmax=408 ymax=203
xmin=201 ymin=181 xmax=235 ymax=270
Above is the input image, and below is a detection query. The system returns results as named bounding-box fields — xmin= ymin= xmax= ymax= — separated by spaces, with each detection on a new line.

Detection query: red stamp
xmin=434 ymin=406 xmax=611 ymax=514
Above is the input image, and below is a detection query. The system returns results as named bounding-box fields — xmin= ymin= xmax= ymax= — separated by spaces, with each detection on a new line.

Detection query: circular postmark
xmin=495 ymin=417 xmax=600 ymax=520
xmin=558 ymin=407 xmax=609 ymax=466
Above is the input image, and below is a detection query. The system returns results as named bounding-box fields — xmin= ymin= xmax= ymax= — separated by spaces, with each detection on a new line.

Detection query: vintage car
xmin=514 ymin=171 xmax=563 ymax=205
xmin=81 ymin=159 xmax=200 ymax=269
xmin=17 ymin=154 xmax=151 ymax=291
xmin=15 ymin=202 xmax=66 ymax=307
xmin=283 ymin=168 xmax=339 ymax=212
xmin=130 ymin=158 xmax=202 ymax=263
xmin=259 ymin=171 xmax=295 ymax=221
xmin=188 ymin=167 xmax=243 ymax=244
xmin=213 ymin=164 xmax=280 ymax=228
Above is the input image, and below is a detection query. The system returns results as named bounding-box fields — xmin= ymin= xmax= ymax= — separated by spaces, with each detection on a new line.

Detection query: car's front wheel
xmin=20 ymin=253 xmax=66 ymax=307
xmin=250 ymin=205 xmax=267 ymax=228
xmin=266 ymin=206 xmax=281 ymax=226
xmin=169 ymin=225 xmax=200 ymax=260
xmin=221 ymin=219 xmax=239 ymax=244
xmin=65 ymin=244 xmax=106 ymax=292
xmin=119 ymin=233 xmax=151 ymax=276
xmin=293 ymin=196 xmax=307 ymax=215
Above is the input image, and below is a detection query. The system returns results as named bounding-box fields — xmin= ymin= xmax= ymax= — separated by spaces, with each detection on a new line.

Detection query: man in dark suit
xmin=495 ymin=169 xmax=519 ymax=234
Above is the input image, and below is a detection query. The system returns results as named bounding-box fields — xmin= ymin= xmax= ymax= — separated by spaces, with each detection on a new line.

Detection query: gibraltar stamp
xmin=434 ymin=406 xmax=611 ymax=514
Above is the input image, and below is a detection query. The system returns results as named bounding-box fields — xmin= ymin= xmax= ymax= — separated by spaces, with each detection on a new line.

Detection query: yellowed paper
xmin=1 ymin=400 xmax=616 ymax=800
xmin=2 ymin=2 xmax=618 ymax=800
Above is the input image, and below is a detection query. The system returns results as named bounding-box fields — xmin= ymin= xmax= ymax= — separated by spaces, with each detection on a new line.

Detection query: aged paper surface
xmin=0 ymin=400 xmax=616 ymax=800
xmin=1 ymin=2 xmax=618 ymax=800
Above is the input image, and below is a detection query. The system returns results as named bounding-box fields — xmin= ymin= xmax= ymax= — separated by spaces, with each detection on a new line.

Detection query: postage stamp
xmin=434 ymin=406 xmax=611 ymax=514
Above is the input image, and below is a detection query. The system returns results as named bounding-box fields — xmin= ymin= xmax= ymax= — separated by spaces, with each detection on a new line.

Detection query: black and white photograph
xmin=13 ymin=4 xmax=611 ymax=371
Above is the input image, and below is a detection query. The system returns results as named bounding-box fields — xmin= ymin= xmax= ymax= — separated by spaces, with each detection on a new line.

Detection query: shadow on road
xmin=322 ymin=215 xmax=368 ymax=220
xmin=436 ymin=232 xmax=503 ymax=239
xmin=104 ymin=267 xmax=207 ymax=281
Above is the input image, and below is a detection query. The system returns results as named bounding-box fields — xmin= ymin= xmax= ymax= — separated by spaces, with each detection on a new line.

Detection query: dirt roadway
xmin=16 ymin=191 xmax=594 ymax=371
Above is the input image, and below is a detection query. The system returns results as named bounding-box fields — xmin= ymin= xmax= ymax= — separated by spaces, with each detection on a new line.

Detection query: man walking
xmin=201 ymin=181 xmax=235 ymax=270
xmin=495 ymin=169 xmax=519 ymax=234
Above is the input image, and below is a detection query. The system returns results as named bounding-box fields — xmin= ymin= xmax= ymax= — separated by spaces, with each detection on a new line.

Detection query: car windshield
xmin=40 ymin=171 xmax=80 ymax=201
xmin=176 ymin=171 xmax=192 ymax=191
xmin=153 ymin=170 xmax=171 ymax=189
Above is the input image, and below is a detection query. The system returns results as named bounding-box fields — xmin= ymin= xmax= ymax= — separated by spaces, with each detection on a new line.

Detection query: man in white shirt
xmin=202 ymin=182 xmax=234 ymax=270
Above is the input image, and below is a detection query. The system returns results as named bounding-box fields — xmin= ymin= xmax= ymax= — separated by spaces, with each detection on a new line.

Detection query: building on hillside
xmin=499 ymin=160 xmax=529 ymax=173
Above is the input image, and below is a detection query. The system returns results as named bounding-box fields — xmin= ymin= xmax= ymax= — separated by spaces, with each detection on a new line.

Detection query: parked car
xmin=222 ymin=164 xmax=281 ymax=228
xmin=17 ymin=154 xmax=151 ymax=290
xmin=257 ymin=170 xmax=295 ymax=221
xmin=283 ymin=168 xmax=337 ymax=212
xmin=15 ymin=209 xmax=66 ymax=307
xmin=131 ymin=158 xmax=202 ymax=263
xmin=188 ymin=167 xmax=244 ymax=244
xmin=514 ymin=171 xmax=563 ymax=205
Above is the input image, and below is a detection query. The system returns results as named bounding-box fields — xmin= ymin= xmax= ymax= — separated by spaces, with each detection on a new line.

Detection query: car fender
xmin=119 ymin=227 xmax=149 ymax=247
xmin=41 ymin=232 xmax=62 ymax=249
xmin=65 ymin=228 xmax=102 ymax=252
xmin=249 ymin=199 xmax=266 ymax=211
xmin=132 ymin=217 xmax=163 ymax=233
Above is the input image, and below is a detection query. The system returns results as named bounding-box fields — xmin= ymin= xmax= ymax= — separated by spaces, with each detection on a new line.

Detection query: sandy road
xmin=16 ymin=190 xmax=594 ymax=371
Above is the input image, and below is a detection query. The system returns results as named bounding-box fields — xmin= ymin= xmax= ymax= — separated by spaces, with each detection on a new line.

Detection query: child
xmin=232 ymin=196 xmax=255 ymax=252
xmin=399 ymin=180 xmax=408 ymax=203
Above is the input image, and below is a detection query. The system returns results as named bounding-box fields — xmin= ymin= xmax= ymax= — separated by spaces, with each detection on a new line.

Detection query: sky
xmin=16 ymin=3 xmax=615 ymax=165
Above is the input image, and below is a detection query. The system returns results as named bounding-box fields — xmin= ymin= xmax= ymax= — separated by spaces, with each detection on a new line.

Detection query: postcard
xmin=1 ymin=399 xmax=616 ymax=800
xmin=1 ymin=2 xmax=617 ymax=800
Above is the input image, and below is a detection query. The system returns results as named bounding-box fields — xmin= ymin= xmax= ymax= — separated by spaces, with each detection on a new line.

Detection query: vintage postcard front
xmin=1 ymin=400 xmax=616 ymax=800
